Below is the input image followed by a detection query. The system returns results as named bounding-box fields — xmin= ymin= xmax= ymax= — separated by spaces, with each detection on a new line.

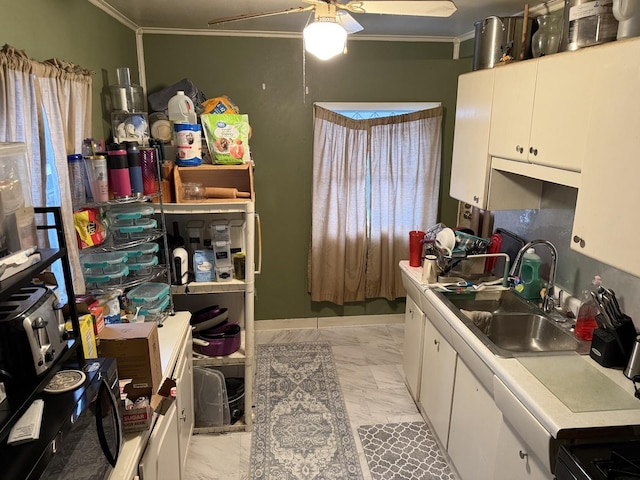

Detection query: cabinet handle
xmin=433 ymin=339 xmax=440 ymax=351
xmin=529 ymin=146 xmax=538 ymax=156
xmin=573 ymin=235 xmax=586 ymax=248
xmin=519 ymin=450 xmax=528 ymax=460
xmin=516 ymin=145 xmax=524 ymax=154
xmin=473 ymin=195 xmax=479 ymax=203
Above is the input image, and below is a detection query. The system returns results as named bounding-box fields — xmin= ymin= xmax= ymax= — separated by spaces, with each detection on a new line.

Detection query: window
xmin=309 ymin=103 xmax=442 ymax=305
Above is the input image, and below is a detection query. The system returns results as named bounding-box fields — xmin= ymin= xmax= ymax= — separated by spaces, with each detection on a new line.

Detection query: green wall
xmin=0 ymin=0 xmax=138 ymax=140
xmin=144 ymin=35 xmax=472 ymax=320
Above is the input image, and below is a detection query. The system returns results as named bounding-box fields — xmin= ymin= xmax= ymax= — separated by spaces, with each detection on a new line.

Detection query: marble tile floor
xmin=183 ymin=322 xmax=425 ymax=480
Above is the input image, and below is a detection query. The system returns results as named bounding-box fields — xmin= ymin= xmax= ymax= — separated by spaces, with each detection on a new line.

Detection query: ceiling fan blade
xmin=336 ymin=11 xmax=364 ymax=33
xmin=208 ymin=6 xmax=313 ymax=26
xmin=344 ymin=1 xmax=457 ymax=18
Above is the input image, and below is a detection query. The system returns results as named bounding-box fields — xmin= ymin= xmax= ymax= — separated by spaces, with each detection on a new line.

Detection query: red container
xmin=409 ymin=230 xmax=426 ymax=267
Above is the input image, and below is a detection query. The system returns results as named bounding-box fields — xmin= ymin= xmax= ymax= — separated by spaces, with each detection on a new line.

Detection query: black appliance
xmin=0 ymin=286 xmax=68 ymax=394
xmin=0 ymin=357 xmax=122 ymax=480
xmin=556 ymin=441 xmax=640 ymax=479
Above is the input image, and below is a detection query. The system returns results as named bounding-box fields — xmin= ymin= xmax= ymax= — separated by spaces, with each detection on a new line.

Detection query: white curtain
xmin=0 ymin=44 xmax=92 ymax=296
xmin=309 ymin=105 xmax=442 ymax=304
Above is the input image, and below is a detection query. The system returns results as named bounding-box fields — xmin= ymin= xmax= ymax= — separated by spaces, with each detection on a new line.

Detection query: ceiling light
xmin=303 ymin=19 xmax=347 ymax=61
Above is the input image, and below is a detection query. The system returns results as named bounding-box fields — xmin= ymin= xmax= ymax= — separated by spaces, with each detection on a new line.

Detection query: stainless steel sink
xmin=440 ymin=289 xmax=589 ymax=358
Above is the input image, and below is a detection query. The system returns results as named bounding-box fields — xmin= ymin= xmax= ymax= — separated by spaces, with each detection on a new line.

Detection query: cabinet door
xmin=403 ymin=296 xmax=425 ymax=401
xmin=489 ymin=60 xmax=537 ymax=163
xmin=447 ymin=358 xmax=502 ymax=480
xmin=494 ymin=420 xmax=552 ymax=480
xmin=450 ymin=69 xmax=495 ymax=207
xmin=529 ymin=49 xmax=604 ymax=172
xmin=418 ymin=318 xmax=457 ymax=447
xmin=572 ymin=39 xmax=640 ymax=276
xmin=175 ymin=339 xmax=194 ymax=476
xmin=139 ymin=404 xmax=180 ymax=480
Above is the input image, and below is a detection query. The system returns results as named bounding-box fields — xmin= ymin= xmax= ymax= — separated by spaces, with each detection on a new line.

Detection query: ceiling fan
xmin=208 ymin=1 xmax=457 ymax=60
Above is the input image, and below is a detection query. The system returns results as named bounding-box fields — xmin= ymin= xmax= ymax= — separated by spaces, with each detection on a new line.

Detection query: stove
xmin=556 ymin=442 xmax=640 ymax=479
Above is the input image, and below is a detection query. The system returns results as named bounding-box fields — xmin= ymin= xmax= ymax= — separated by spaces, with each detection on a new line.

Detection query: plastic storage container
xmin=108 ymin=204 xmax=155 ymax=221
xmin=80 ymin=251 xmax=128 ymax=271
xmin=109 ymin=67 xmax=144 ymax=112
xmin=0 ymin=143 xmax=34 ymax=254
xmin=575 ymin=275 xmax=602 ymax=341
xmin=517 ymin=248 xmax=542 ymax=300
xmin=111 ymin=218 xmax=158 ymax=242
xmin=193 ymin=367 xmax=230 ymax=427
xmin=126 ymin=253 xmax=158 ymax=276
xmin=126 ymin=282 xmax=170 ymax=305
xmin=119 ymin=242 xmax=159 ymax=259
xmin=84 ymin=263 xmax=130 ymax=290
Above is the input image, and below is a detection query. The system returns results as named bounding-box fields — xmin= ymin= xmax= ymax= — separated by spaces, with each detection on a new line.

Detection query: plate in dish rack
xmin=44 ymin=370 xmax=86 ymax=394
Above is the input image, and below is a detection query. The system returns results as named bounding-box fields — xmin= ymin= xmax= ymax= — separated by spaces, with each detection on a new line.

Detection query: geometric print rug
xmin=250 ymin=342 xmax=364 ymax=479
xmin=358 ymin=422 xmax=459 ymax=480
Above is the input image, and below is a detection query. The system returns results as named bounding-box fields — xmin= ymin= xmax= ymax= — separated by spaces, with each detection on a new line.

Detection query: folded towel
xmin=460 ymin=309 xmax=492 ymax=335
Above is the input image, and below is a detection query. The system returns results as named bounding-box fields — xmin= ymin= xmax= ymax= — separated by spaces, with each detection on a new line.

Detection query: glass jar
xmin=532 ymin=14 xmax=563 ymax=57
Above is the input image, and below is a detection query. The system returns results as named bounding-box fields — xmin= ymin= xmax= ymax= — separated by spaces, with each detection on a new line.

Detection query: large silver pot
xmin=473 ymin=16 xmax=520 ymax=71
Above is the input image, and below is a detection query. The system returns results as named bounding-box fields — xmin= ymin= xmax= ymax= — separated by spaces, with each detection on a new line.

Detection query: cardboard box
xmin=120 ymin=377 xmax=176 ymax=432
xmin=173 ymin=164 xmax=253 ymax=203
xmin=78 ymin=314 xmax=98 ymax=359
xmin=98 ymin=322 xmax=162 ymax=394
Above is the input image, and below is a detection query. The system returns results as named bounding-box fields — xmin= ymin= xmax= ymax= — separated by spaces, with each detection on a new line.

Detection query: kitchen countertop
xmin=400 ymin=261 xmax=640 ymax=438
xmin=109 ymin=311 xmax=191 ymax=480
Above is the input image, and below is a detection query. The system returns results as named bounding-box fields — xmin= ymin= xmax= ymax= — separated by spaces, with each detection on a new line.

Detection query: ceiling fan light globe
xmin=303 ymin=21 xmax=347 ymax=60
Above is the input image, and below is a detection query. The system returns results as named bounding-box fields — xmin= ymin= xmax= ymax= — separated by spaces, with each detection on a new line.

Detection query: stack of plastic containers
xmin=80 ymin=251 xmax=129 ymax=290
xmin=108 ymin=204 xmax=158 ymax=244
xmin=125 ymin=282 xmax=171 ymax=322
xmin=210 ymin=220 xmax=233 ymax=281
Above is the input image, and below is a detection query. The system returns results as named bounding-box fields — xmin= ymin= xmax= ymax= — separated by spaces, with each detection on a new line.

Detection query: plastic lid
xmin=67 ymin=154 xmax=82 ymax=162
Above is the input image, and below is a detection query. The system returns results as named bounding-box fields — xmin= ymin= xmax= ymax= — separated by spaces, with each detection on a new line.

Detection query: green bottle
xmin=518 ymin=248 xmax=542 ymax=301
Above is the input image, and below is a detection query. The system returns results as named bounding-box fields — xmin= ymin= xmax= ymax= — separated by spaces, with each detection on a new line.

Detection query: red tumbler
xmin=409 ymin=230 xmax=426 ymax=267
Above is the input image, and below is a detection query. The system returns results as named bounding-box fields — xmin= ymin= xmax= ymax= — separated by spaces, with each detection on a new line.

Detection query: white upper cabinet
xmin=489 ymin=60 xmax=537 ymax=164
xmin=572 ymin=38 xmax=640 ymax=276
xmin=489 ymin=47 xmax=606 ymax=174
xmin=450 ymin=69 xmax=495 ymax=207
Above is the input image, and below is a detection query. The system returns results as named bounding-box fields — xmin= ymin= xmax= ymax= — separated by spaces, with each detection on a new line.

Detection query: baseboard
xmin=255 ymin=314 xmax=404 ymax=331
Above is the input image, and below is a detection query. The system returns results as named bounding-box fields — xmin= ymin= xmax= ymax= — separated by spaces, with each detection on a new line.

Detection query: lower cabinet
xmin=494 ymin=420 xmax=551 ymax=480
xmin=138 ymin=404 xmax=181 ymax=480
xmin=175 ymin=339 xmax=194 ymax=476
xmin=447 ymin=358 xmax=502 ymax=480
xmin=417 ymin=316 xmax=457 ymax=447
xmin=403 ymin=296 xmax=425 ymax=401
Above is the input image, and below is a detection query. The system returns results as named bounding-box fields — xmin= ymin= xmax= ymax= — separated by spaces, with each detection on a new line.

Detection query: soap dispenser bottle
xmin=575 ymin=275 xmax=602 ymax=341
xmin=517 ymin=247 xmax=542 ymax=301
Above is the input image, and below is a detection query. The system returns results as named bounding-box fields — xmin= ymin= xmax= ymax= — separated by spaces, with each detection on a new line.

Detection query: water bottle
xmin=517 ymin=248 xmax=542 ymax=301
xmin=67 ymin=154 xmax=86 ymax=209
xmin=575 ymin=275 xmax=602 ymax=341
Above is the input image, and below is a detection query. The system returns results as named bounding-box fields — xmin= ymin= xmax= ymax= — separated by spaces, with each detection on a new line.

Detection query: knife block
xmin=589 ymin=320 xmax=637 ymax=368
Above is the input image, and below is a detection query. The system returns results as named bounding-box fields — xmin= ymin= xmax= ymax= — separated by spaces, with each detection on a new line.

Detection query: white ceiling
xmin=90 ymin=0 xmax=560 ymax=40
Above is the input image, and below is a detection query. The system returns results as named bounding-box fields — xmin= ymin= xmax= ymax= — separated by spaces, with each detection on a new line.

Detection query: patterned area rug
xmin=251 ymin=342 xmax=363 ymax=479
xmin=358 ymin=422 xmax=458 ymax=480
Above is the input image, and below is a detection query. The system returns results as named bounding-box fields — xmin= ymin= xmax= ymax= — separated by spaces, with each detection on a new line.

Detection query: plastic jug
xmin=517 ymin=248 xmax=542 ymax=301
xmin=167 ymin=91 xmax=197 ymax=124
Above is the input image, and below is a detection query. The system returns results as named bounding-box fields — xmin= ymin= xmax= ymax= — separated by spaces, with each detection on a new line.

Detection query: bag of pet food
xmin=201 ymin=114 xmax=251 ymax=165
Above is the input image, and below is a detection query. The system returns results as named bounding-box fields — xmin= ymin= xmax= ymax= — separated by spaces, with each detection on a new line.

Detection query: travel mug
xmin=624 ymin=335 xmax=640 ymax=379
xmin=409 ymin=230 xmax=426 ymax=267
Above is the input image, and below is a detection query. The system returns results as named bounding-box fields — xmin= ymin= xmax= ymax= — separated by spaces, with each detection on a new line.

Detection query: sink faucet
xmin=510 ymin=240 xmax=558 ymax=313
